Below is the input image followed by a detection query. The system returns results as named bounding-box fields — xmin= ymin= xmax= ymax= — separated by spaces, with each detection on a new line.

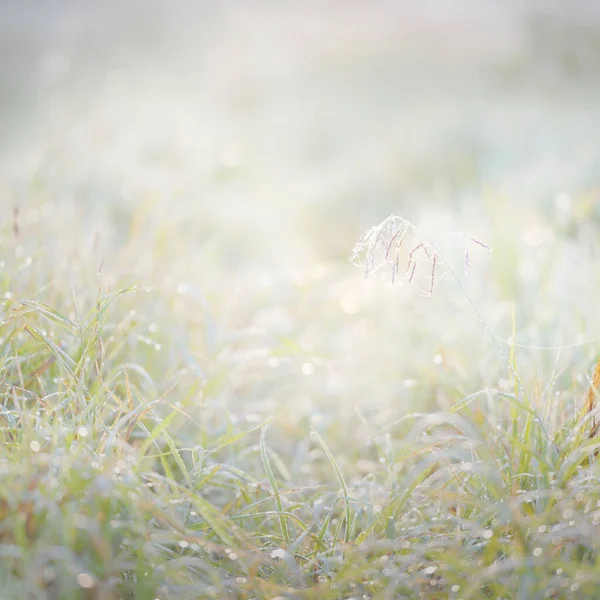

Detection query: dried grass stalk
xmin=584 ymin=359 xmax=600 ymax=437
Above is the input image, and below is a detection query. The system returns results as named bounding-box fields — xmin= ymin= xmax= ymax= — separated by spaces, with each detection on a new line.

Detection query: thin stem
xmin=437 ymin=251 xmax=557 ymax=458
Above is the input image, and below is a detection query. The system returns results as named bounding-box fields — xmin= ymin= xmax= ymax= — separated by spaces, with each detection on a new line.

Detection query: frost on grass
xmin=350 ymin=215 xmax=491 ymax=295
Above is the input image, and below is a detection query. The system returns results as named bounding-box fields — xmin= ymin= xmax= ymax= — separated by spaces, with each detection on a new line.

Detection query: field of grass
xmin=3 ymin=2 xmax=600 ymax=599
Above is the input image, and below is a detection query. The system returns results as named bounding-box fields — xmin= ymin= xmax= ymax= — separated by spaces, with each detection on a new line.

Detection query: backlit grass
xmin=3 ymin=3 xmax=600 ymax=599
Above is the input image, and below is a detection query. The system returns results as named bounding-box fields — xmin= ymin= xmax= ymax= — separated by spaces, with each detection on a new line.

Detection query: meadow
xmin=2 ymin=2 xmax=600 ymax=599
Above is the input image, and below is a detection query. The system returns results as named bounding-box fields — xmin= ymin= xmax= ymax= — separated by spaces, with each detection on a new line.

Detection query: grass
xmin=3 ymin=202 xmax=600 ymax=600
xmin=4 ymin=5 xmax=600 ymax=599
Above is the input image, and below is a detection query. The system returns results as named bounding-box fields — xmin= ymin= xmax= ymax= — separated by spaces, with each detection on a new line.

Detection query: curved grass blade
xmin=311 ymin=429 xmax=351 ymax=543
xmin=260 ymin=424 xmax=291 ymax=548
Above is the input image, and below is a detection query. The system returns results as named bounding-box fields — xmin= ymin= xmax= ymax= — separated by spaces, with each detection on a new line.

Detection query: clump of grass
xmin=3 ymin=204 xmax=600 ymax=600
xmin=348 ymin=215 xmax=600 ymax=595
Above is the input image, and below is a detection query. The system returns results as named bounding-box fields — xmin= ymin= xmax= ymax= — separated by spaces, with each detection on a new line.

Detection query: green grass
xmin=2 ymin=201 xmax=600 ymax=600
xmin=3 ymin=5 xmax=600 ymax=598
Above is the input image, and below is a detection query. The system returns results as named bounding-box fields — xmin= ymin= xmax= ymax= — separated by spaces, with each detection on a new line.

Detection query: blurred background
xmin=1 ymin=0 xmax=600 ymax=420
xmin=2 ymin=1 xmax=600 ymax=248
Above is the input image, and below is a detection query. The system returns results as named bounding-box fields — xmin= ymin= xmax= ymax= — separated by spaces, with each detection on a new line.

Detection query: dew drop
xmin=301 ymin=362 xmax=315 ymax=376
xmin=76 ymin=573 xmax=95 ymax=589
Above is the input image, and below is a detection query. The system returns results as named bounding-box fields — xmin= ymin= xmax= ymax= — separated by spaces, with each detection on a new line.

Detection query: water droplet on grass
xmin=301 ymin=362 xmax=315 ymax=376
xmin=76 ymin=573 xmax=95 ymax=589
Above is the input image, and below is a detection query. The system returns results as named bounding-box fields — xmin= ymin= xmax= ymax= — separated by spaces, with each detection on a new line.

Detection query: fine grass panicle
xmin=350 ymin=215 xmax=491 ymax=296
